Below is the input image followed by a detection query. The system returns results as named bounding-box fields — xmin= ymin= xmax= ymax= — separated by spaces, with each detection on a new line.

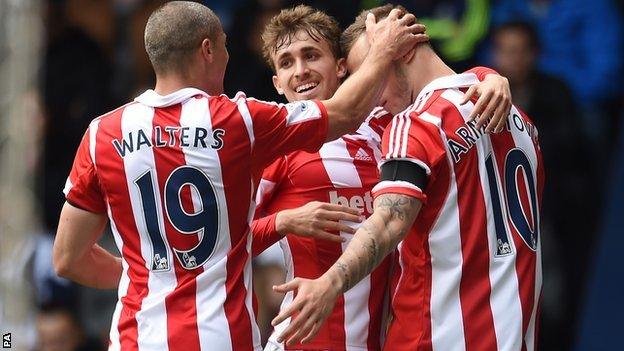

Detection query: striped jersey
xmin=252 ymin=108 xmax=393 ymax=351
xmin=372 ymin=73 xmax=544 ymax=351
xmin=63 ymin=87 xmax=328 ymax=351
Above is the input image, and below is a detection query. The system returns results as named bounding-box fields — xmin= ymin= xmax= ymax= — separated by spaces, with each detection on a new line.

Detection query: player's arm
xmin=271 ymin=192 xmax=422 ymax=345
xmin=321 ymin=10 xmax=427 ymax=141
xmin=53 ymin=202 xmax=121 ymax=289
xmin=252 ymin=202 xmax=363 ymax=256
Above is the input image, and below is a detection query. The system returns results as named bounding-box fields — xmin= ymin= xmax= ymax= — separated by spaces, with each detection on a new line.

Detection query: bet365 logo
xmin=2 ymin=333 xmax=10 ymax=348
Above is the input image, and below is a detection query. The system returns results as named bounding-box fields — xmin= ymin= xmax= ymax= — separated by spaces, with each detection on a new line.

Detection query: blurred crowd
xmin=27 ymin=0 xmax=624 ymax=350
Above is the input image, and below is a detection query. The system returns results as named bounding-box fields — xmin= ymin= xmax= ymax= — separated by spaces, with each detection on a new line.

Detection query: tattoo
xmin=360 ymin=222 xmax=381 ymax=273
xmin=375 ymin=194 xmax=418 ymax=221
xmin=331 ymin=194 xmax=420 ymax=293
xmin=336 ymin=261 xmax=351 ymax=290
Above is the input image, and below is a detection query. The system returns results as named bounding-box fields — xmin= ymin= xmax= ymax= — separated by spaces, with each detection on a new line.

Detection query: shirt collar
xmin=414 ymin=72 xmax=480 ymax=105
xmin=134 ymin=88 xmax=210 ymax=107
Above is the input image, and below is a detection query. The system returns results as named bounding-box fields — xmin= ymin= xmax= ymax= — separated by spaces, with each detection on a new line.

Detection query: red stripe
xmin=367 ymin=263 xmax=386 ymax=349
xmin=211 ymin=96 xmax=255 ymax=350
xmin=286 ymin=152 xmax=348 ymax=350
xmin=344 ymin=139 xmax=389 ymax=349
xmin=489 ymin=124 xmax=537 ymax=350
xmin=318 ymin=237 xmax=347 ymax=350
xmin=96 ymin=105 xmax=146 ymax=351
xmin=439 ymin=101 xmax=498 ymax=351
xmin=150 ymin=103 xmax=202 ymax=351
xmin=384 ymin=108 xmax=451 ymax=351
xmin=284 ymin=149 xmax=353 ymax=350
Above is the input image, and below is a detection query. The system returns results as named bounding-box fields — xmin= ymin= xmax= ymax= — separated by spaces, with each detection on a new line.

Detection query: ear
xmin=336 ymin=58 xmax=347 ymax=79
xmin=200 ymin=38 xmax=214 ymax=63
xmin=272 ymin=75 xmax=284 ymax=95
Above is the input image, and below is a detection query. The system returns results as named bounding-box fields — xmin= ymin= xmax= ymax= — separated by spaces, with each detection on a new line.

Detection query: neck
xmin=405 ymin=45 xmax=456 ymax=101
xmin=153 ymin=70 xmax=211 ymax=96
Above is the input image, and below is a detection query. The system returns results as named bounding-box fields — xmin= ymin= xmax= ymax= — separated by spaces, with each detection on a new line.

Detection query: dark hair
xmin=340 ymin=4 xmax=411 ymax=56
xmin=493 ymin=21 xmax=541 ymax=51
xmin=262 ymin=5 xmax=342 ymax=72
xmin=144 ymin=1 xmax=221 ymax=74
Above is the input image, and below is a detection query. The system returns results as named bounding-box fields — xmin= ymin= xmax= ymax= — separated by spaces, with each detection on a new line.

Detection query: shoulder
xmin=92 ymin=101 xmax=138 ymax=125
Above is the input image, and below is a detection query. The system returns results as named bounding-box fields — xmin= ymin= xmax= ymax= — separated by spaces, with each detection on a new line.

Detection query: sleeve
xmin=251 ymin=157 xmax=288 ymax=256
xmin=241 ymin=94 xmax=328 ymax=168
xmin=250 ymin=214 xmax=281 ymax=257
xmin=465 ymin=66 xmax=500 ymax=81
xmin=372 ymin=112 xmax=447 ymax=204
xmin=63 ymin=128 xmax=106 ymax=213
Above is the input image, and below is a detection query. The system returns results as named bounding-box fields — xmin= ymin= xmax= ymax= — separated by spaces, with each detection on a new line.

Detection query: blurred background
xmin=0 ymin=0 xmax=622 ymax=350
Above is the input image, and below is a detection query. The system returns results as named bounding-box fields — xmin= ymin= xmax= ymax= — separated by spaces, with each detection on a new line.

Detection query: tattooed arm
xmin=270 ymin=193 xmax=422 ymax=345
xmin=328 ymin=193 xmax=421 ymax=291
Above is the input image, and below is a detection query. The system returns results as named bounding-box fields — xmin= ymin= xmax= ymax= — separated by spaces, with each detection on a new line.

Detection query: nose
xmin=294 ymin=58 xmax=310 ymax=79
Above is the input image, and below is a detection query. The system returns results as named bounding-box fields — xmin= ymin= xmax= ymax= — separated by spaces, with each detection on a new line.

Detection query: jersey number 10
xmin=485 ymin=148 xmax=539 ymax=256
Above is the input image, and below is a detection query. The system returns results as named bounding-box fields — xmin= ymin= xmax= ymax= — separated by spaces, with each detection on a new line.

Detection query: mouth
xmin=294 ymin=81 xmax=319 ymax=94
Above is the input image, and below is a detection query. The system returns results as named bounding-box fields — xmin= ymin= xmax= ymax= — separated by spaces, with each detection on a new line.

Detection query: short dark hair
xmin=341 ymin=4 xmax=410 ymax=56
xmin=144 ymin=1 xmax=221 ymax=74
xmin=262 ymin=5 xmax=342 ymax=72
xmin=493 ymin=21 xmax=540 ymax=51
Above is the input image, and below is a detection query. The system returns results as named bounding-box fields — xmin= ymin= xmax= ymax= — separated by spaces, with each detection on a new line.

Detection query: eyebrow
xmin=276 ymin=45 xmax=322 ymax=61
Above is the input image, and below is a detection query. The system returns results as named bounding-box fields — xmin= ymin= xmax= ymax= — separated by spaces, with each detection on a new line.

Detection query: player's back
xmin=381 ymin=74 xmax=544 ymax=351
xmin=65 ymin=87 xmax=329 ymax=351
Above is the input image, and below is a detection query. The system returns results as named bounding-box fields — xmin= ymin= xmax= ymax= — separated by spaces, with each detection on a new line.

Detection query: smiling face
xmin=271 ymin=30 xmax=346 ymax=102
xmin=345 ymin=34 xmax=412 ymax=115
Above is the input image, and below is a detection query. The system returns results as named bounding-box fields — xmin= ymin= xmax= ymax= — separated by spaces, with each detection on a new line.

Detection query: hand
xmin=271 ymin=276 xmax=340 ymax=345
xmin=461 ymin=74 xmax=512 ymax=133
xmin=276 ymin=201 xmax=363 ymax=243
xmin=366 ymin=9 xmax=428 ymax=61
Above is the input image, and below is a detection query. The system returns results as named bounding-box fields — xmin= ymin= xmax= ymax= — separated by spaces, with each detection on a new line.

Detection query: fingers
xmin=309 ymin=230 xmax=346 ymax=243
xmin=461 ymin=85 xmax=477 ymax=108
xmin=365 ymin=12 xmax=376 ymax=33
xmin=318 ymin=220 xmax=356 ymax=234
xmin=322 ymin=203 xmax=362 ymax=216
xmin=277 ymin=304 xmax=312 ymax=343
xmin=479 ymin=93 xmax=502 ymax=127
xmin=387 ymin=8 xmax=402 ymax=20
xmin=482 ymin=94 xmax=507 ymax=133
xmin=471 ymin=89 xmax=492 ymax=127
xmin=300 ymin=321 xmax=322 ymax=344
xmin=272 ymin=278 xmax=301 ymax=294
xmin=491 ymin=101 xmax=510 ymax=133
xmin=398 ymin=12 xmax=416 ymax=26
xmin=412 ymin=33 xmax=430 ymax=45
xmin=285 ymin=310 xmax=317 ymax=346
xmin=322 ymin=210 xmax=362 ymax=223
xmin=406 ymin=22 xmax=426 ymax=34
xmin=271 ymin=293 xmax=303 ymax=326
xmin=492 ymin=102 xmax=511 ymax=133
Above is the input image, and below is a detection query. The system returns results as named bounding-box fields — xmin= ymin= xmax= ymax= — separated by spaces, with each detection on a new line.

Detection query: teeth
xmin=295 ymin=82 xmax=318 ymax=93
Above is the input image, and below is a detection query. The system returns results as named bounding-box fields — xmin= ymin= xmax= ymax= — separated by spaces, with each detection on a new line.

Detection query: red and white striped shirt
xmin=252 ymin=108 xmax=393 ymax=351
xmin=373 ymin=73 xmax=544 ymax=351
xmin=63 ymin=88 xmax=328 ymax=351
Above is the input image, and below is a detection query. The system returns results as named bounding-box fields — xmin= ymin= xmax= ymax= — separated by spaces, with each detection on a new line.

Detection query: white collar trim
xmin=414 ymin=73 xmax=480 ymax=105
xmin=134 ymin=88 xmax=209 ymax=107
